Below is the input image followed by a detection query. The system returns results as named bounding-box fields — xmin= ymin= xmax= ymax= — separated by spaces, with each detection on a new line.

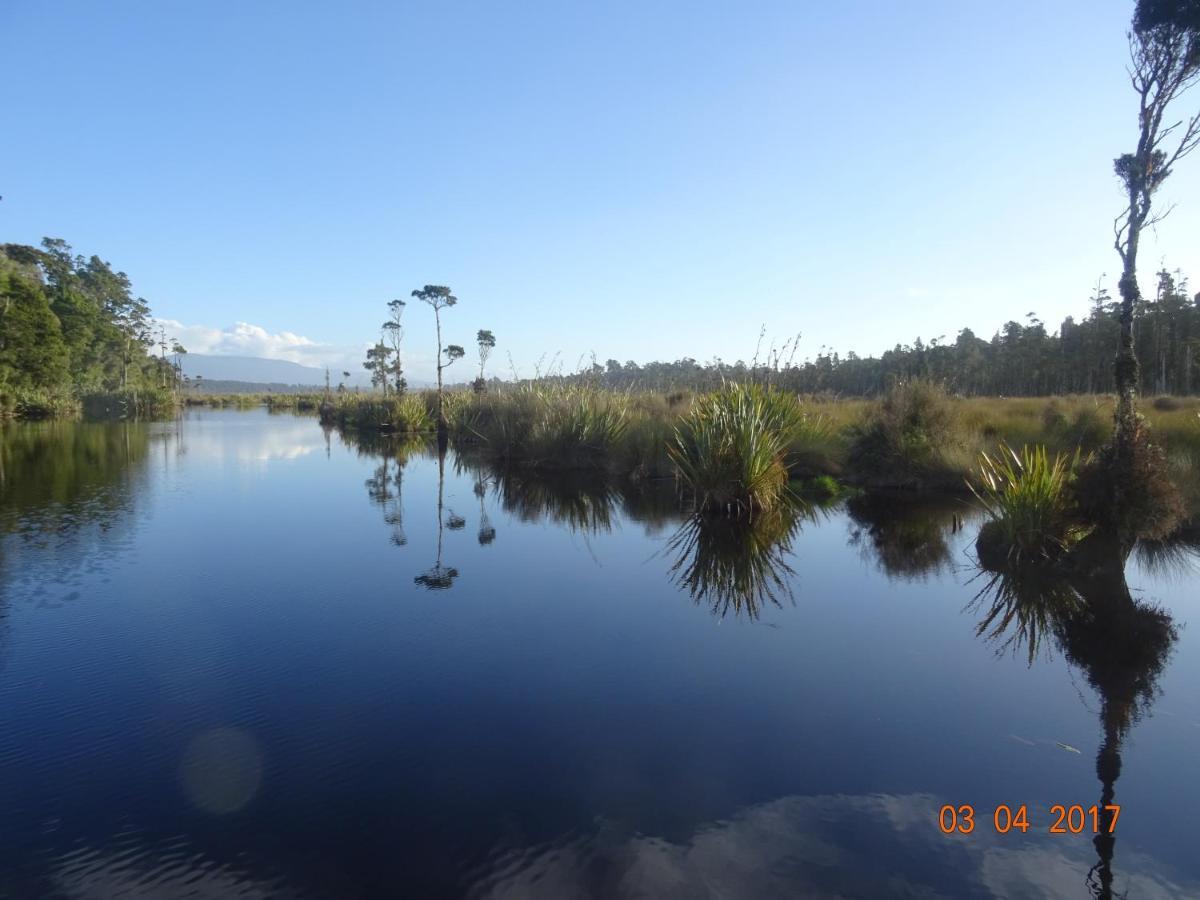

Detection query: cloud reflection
xmin=467 ymin=792 xmax=1197 ymax=899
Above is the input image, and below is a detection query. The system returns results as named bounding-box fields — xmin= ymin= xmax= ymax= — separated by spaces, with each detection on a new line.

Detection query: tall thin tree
xmin=411 ymin=285 xmax=463 ymax=438
xmin=474 ymin=329 xmax=496 ymax=393
xmin=383 ymin=298 xmax=407 ymax=395
xmin=1112 ymin=1 xmax=1200 ymax=437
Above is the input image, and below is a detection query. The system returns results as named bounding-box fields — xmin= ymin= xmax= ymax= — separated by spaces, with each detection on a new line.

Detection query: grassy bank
xmin=321 ymin=382 xmax=1200 ymax=513
xmin=181 ymin=392 xmax=326 ymax=412
xmin=2 ymin=387 xmax=182 ymax=420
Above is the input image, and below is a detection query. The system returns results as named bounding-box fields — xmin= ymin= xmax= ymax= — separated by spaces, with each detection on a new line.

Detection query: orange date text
xmin=938 ymin=804 xmax=1120 ymax=835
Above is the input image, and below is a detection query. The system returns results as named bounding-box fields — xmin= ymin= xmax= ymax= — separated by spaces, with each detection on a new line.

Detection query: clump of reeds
xmin=970 ymin=442 xmax=1088 ymax=564
xmin=669 ymin=382 xmax=810 ymax=514
xmin=847 ymin=378 xmax=967 ymax=488
xmin=455 ymin=384 xmax=629 ymax=468
xmin=321 ymin=393 xmax=433 ymax=433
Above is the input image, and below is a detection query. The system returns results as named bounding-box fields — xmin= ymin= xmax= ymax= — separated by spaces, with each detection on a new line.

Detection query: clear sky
xmin=4 ymin=0 xmax=1199 ymax=381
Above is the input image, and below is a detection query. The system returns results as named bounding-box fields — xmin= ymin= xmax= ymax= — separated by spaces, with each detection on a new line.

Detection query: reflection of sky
xmin=2 ymin=409 xmax=1200 ymax=897
xmin=42 ymin=791 xmax=1198 ymax=898
xmin=469 ymin=792 xmax=1198 ymax=899
xmin=51 ymin=839 xmax=291 ymax=899
xmin=163 ymin=411 xmax=328 ymax=464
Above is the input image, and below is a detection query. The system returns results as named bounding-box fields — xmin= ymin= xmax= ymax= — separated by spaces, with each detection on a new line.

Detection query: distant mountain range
xmin=182 ymin=354 xmax=328 ymax=385
xmin=187 ymin=379 xmax=325 ymax=395
xmin=180 ymin=354 xmax=438 ymax=393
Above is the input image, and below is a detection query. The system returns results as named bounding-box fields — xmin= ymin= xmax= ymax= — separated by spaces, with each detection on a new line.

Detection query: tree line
xmin=1 ymin=238 xmax=182 ymax=410
xmin=526 ymin=269 xmax=1198 ymax=397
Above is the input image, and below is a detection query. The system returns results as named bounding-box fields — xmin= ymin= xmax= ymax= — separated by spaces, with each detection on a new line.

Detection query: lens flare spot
xmin=181 ymin=727 xmax=263 ymax=814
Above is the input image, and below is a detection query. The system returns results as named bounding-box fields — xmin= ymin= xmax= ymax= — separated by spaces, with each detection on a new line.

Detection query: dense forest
xmin=533 ymin=270 xmax=1200 ymax=397
xmin=0 ymin=238 xmax=180 ymax=415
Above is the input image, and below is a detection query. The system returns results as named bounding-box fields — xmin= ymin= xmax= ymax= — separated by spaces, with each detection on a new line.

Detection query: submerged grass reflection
xmin=967 ymin=567 xmax=1084 ymax=665
xmin=846 ymin=494 xmax=971 ymax=581
xmin=665 ymin=498 xmax=816 ymax=620
xmin=493 ymin=468 xmax=620 ymax=534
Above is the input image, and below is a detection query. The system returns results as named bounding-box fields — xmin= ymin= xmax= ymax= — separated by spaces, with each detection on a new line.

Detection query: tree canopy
xmin=2 ymin=239 xmax=175 ymax=412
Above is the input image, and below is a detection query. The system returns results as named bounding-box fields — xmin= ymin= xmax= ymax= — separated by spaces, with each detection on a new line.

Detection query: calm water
xmin=1 ymin=409 xmax=1198 ymax=899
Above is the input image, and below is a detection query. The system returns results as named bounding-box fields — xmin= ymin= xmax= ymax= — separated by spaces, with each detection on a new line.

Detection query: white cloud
xmin=151 ymin=319 xmax=443 ymax=385
xmin=153 ymin=318 xmax=338 ymax=366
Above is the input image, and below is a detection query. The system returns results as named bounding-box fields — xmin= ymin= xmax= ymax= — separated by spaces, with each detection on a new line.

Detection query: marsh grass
xmin=453 ymin=384 xmax=631 ymax=469
xmin=847 ymin=379 xmax=968 ymax=489
xmin=669 ymin=382 xmax=812 ymax=514
xmin=315 ymin=385 xmax=1200 ymax=519
xmin=970 ymin=443 xmax=1088 ymax=562
xmin=321 ymin=393 xmax=433 ymax=433
xmin=81 ymin=388 xmax=178 ymax=419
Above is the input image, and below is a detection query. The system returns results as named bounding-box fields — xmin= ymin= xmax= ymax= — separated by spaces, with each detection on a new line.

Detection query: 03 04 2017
xmin=938 ymin=804 xmax=1121 ymax=835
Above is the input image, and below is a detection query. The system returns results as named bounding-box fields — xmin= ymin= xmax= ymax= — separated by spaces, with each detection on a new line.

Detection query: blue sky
xmin=4 ymin=0 xmax=1198 ymax=380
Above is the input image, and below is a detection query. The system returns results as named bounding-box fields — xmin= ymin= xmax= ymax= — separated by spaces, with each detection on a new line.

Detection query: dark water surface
xmin=1 ymin=409 xmax=1198 ymax=898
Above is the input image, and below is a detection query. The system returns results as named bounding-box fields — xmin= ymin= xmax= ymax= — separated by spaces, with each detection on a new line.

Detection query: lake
xmin=1 ymin=408 xmax=1198 ymax=899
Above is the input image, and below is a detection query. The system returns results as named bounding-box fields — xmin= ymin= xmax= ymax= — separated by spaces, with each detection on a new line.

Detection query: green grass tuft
xmin=669 ymin=382 xmax=811 ymax=514
xmin=970 ymin=442 xmax=1088 ymax=562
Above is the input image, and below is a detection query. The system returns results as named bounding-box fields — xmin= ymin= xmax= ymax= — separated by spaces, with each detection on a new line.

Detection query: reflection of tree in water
xmin=353 ymin=434 xmax=430 ymax=549
xmin=321 ymin=421 xmax=334 ymax=459
xmin=365 ymin=456 xmax=408 ymax=547
xmin=1 ymin=421 xmax=152 ymax=528
xmin=414 ymin=443 xmax=459 ymax=591
xmin=474 ymin=479 xmax=496 ymax=546
xmin=666 ymin=499 xmax=810 ymax=620
xmin=970 ymin=550 xmax=1180 ymax=900
xmin=0 ymin=420 xmax=156 ymax=672
xmin=846 ymin=494 xmax=968 ymax=581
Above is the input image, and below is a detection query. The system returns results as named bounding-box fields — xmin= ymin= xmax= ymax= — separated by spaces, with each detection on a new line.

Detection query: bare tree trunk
xmin=1114 ymin=185 xmax=1142 ymax=441
xmin=434 ymin=308 xmax=447 ymax=442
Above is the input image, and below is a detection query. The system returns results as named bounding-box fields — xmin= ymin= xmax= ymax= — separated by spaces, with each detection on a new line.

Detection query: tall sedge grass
xmin=321 ymin=393 xmax=433 ymax=433
xmin=970 ymin=442 xmax=1088 ymax=562
xmin=454 ymin=384 xmax=630 ymax=468
xmin=669 ymin=382 xmax=810 ymax=514
xmin=312 ymin=385 xmax=1200 ymax=519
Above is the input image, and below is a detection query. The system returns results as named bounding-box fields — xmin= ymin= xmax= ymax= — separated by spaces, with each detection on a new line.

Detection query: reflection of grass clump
xmin=969 ymin=567 xmax=1084 ymax=665
xmin=846 ymin=493 xmax=963 ymax=580
xmin=666 ymin=499 xmax=809 ymax=619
